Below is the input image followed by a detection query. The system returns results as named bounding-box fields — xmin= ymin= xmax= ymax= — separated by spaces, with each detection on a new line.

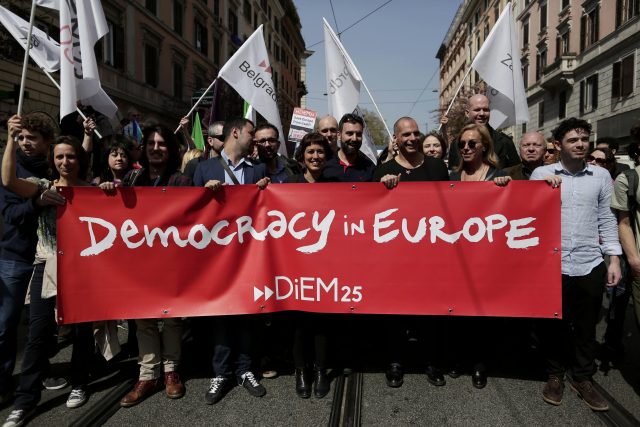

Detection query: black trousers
xmin=14 ymin=264 xmax=94 ymax=410
xmin=541 ymin=262 xmax=606 ymax=382
xmin=385 ymin=315 xmax=446 ymax=369
xmin=14 ymin=264 xmax=57 ymax=410
xmin=292 ymin=313 xmax=329 ymax=369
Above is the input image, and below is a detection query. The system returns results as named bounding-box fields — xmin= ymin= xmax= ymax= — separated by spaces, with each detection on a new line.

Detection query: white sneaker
xmin=66 ymin=388 xmax=88 ymax=408
xmin=2 ymin=409 xmax=34 ymax=427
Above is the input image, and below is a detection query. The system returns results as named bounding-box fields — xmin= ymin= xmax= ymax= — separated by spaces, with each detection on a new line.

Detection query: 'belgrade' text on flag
xmin=218 ymin=25 xmax=286 ymax=155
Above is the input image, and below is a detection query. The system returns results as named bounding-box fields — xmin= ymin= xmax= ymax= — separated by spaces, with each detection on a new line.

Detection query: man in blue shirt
xmin=531 ymin=117 xmax=621 ymax=412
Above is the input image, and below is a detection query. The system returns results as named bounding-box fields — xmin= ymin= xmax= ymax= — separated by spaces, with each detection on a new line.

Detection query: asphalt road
xmin=1 ymin=300 xmax=639 ymax=426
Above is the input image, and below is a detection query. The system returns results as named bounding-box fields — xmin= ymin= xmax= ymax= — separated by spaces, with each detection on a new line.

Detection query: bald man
xmin=317 ymin=115 xmax=339 ymax=154
xmin=504 ymin=131 xmax=546 ymax=180
xmin=446 ymin=94 xmax=519 ymax=169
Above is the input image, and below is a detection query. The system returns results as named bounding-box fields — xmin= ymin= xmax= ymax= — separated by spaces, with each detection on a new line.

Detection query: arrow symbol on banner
xmin=253 ymin=285 xmax=274 ymax=302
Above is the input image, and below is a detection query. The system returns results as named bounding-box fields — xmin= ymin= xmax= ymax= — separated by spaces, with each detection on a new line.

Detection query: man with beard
xmin=323 ymin=114 xmax=375 ymax=182
xmin=504 ymin=131 xmax=546 ymax=180
xmin=445 ymin=94 xmax=519 ymax=169
xmin=255 ymin=123 xmax=300 ymax=183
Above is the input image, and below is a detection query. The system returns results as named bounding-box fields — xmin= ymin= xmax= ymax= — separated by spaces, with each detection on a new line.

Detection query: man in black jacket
xmin=0 ymin=113 xmax=55 ymax=404
xmin=446 ymin=94 xmax=520 ymax=169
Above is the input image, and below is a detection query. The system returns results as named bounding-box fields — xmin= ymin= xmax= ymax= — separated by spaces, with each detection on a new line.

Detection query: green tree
xmin=361 ymin=108 xmax=389 ymax=148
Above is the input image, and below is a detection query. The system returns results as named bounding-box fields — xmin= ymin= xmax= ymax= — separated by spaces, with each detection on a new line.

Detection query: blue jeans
xmin=0 ymin=259 xmax=33 ymax=394
xmin=211 ymin=316 xmax=252 ymax=379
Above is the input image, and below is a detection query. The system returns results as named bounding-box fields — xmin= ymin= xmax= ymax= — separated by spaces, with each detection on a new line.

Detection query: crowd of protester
xmin=1 ymin=94 xmax=640 ymax=426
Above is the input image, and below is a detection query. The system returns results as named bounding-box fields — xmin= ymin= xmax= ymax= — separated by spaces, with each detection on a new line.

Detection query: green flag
xmin=191 ymin=111 xmax=205 ymax=150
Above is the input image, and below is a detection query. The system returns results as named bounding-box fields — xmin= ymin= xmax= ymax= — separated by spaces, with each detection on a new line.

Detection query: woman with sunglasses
xmin=449 ymin=123 xmax=508 ymax=182
xmin=446 ymin=123 xmax=507 ymax=389
xmin=588 ymin=147 xmax=617 ymax=179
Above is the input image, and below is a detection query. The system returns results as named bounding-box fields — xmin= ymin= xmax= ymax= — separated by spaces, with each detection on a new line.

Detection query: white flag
xmin=471 ymin=2 xmax=529 ymax=129
xmin=323 ymin=18 xmax=377 ymax=163
xmin=0 ymin=5 xmax=60 ymax=72
xmin=35 ymin=0 xmax=60 ymax=10
xmin=59 ymin=0 xmax=117 ymax=119
xmin=218 ymin=25 xmax=286 ymax=155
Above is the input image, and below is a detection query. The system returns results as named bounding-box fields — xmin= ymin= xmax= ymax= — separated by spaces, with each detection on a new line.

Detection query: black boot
xmin=314 ymin=367 xmax=330 ymax=398
xmin=295 ymin=368 xmax=311 ymax=399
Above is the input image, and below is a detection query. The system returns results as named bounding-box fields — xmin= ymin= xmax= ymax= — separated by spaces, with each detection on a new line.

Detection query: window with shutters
xmin=173 ymin=61 xmax=184 ymax=100
xmin=580 ymin=6 xmax=599 ymax=50
xmin=195 ymin=20 xmax=208 ymax=55
xmin=95 ymin=18 xmax=124 ymax=70
xmin=559 ymin=91 xmax=567 ymax=119
xmin=144 ymin=44 xmax=159 ymax=87
xmin=173 ymin=1 xmax=184 ymax=36
xmin=612 ymin=54 xmax=635 ymax=98
xmin=580 ymin=74 xmax=598 ymax=114
xmin=616 ymin=0 xmax=640 ymax=27
xmin=538 ymin=101 xmax=545 ymax=127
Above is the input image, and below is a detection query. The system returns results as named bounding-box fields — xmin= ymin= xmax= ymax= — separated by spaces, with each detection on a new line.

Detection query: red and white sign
xmin=288 ymin=107 xmax=317 ymax=145
xmin=56 ymin=182 xmax=561 ymax=324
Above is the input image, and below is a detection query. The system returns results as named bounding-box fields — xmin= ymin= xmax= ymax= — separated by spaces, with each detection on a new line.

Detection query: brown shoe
xmin=542 ymin=375 xmax=564 ymax=405
xmin=568 ymin=378 xmax=609 ymax=411
xmin=120 ymin=379 xmax=163 ymax=407
xmin=164 ymin=372 xmax=185 ymax=399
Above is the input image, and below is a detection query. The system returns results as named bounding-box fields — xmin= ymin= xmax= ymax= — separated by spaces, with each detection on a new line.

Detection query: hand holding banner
xmin=56 ymin=182 xmax=561 ymax=323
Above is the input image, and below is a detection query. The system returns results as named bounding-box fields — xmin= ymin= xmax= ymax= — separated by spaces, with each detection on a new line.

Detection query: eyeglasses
xmin=457 ymin=139 xmax=479 ymax=150
xmin=546 ymin=149 xmax=555 ymax=154
xmin=587 ymin=155 xmax=606 ymax=165
xmin=254 ymin=137 xmax=279 ymax=145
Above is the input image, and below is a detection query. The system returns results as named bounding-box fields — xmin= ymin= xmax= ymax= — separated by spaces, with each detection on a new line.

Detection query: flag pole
xmin=175 ymin=78 xmax=217 ymax=133
xmin=360 ymin=80 xmax=392 ymax=140
xmin=437 ymin=66 xmax=473 ymax=131
xmin=16 ymin=0 xmax=36 ymax=117
xmin=39 ymin=67 xmax=103 ymax=139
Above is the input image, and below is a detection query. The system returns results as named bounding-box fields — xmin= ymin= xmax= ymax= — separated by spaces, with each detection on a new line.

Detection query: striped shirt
xmin=531 ymin=161 xmax=621 ymax=276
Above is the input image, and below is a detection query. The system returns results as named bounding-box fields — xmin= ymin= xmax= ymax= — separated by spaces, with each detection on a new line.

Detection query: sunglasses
xmin=209 ymin=134 xmax=224 ymax=140
xmin=254 ymin=137 xmax=279 ymax=145
xmin=457 ymin=140 xmax=479 ymax=150
xmin=587 ymin=155 xmax=606 ymax=165
xmin=546 ymin=148 xmax=555 ymax=154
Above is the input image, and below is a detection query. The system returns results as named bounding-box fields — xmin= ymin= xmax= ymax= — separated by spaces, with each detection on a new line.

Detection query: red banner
xmin=56 ymin=182 xmax=561 ymax=324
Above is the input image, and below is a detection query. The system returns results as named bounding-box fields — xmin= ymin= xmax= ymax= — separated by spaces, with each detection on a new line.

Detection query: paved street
xmin=1 ymin=301 xmax=639 ymax=426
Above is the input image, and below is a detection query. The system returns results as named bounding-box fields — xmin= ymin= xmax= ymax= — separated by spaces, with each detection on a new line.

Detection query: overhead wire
xmin=407 ymin=66 xmax=439 ymax=115
xmin=328 ymin=0 xmax=340 ymax=37
xmin=307 ymin=0 xmax=394 ymax=48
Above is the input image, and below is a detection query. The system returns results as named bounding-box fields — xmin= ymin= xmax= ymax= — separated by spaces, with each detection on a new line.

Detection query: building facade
xmin=0 ymin=0 xmax=306 ymax=140
xmin=517 ymin=0 xmax=640 ymax=148
xmin=437 ymin=0 xmax=640 ymax=150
